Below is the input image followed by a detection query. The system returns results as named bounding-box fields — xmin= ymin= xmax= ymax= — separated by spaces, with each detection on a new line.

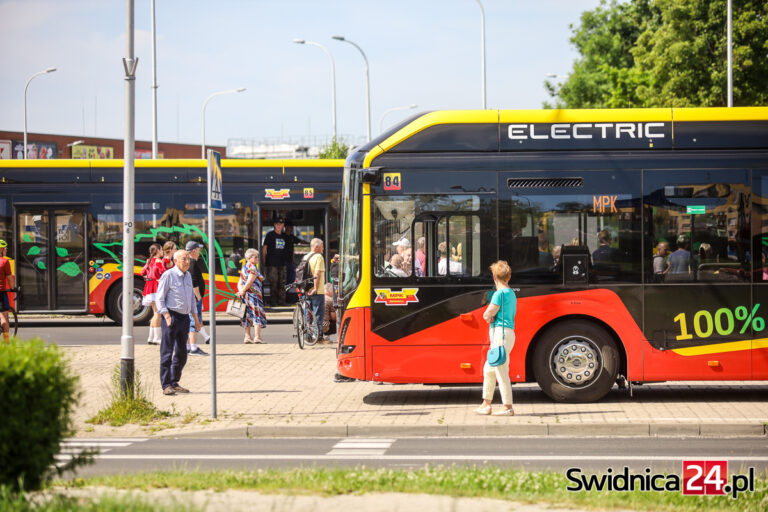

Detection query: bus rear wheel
xmin=106 ymin=283 xmax=153 ymax=326
xmin=533 ymin=320 xmax=619 ymax=403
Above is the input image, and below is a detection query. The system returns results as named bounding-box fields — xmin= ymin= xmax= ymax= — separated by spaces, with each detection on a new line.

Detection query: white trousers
xmin=482 ymin=327 xmax=515 ymax=405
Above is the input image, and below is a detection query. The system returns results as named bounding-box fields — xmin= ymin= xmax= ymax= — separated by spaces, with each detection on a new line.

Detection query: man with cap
xmin=392 ymin=237 xmax=411 ymax=256
xmin=185 ymin=241 xmax=209 ymax=355
xmin=262 ymin=217 xmax=290 ymax=306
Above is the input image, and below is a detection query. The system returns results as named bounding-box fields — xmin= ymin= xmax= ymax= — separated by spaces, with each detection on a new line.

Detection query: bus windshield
xmin=340 ymin=167 xmax=361 ymax=298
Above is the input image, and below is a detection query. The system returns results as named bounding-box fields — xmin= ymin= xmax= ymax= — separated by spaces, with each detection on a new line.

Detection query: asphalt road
xmin=20 ymin=317 xmax=298 ymax=346
xmin=59 ymin=436 xmax=768 ymax=475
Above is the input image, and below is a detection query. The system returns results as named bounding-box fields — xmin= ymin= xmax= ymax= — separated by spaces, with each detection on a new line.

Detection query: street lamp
xmin=333 ymin=35 xmax=371 ymax=142
xmin=201 ymin=88 xmax=246 ymax=158
xmin=474 ymin=0 xmax=486 ymax=109
xmin=727 ymin=0 xmax=733 ymax=107
xmin=379 ymin=104 xmax=418 ymax=135
xmin=294 ymin=39 xmax=337 ymax=140
xmin=24 ymin=67 xmax=57 ymax=159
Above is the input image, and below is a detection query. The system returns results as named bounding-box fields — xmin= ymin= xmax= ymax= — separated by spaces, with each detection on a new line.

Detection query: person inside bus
xmin=415 ymin=237 xmax=427 ymax=272
xmin=592 ymin=230 xmax=620 ymax=262
xmin=392 ymin=237 xmax=410 ymax=257
xmin=386 ymin=254 xmax=409 ymax=277
xmin=538 ymin=233 xmax=554 ymax=267
xmin=262 ymin=217 xmax=289 ymax=307
xmin=551 ymin=245 xmax=562 ymax=272
xmin=437 ymin=241 xmax=463 ymax=275
xmin=475 ymin=260 xmax=516 ymax=417
xmin=667 ymin=235 xmax=692 ymax=279
xmin=0 ymin=239 xmax=16 ymax=343
xmin=653 ymin=241 xmax=670 ymax=282
xmin=284 ymin=220 xmax=309 ymax=287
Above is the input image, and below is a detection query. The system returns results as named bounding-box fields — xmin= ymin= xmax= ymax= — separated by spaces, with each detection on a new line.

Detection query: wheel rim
xmin=116 ymin=288 xmax=146 ymax=318
xmin=549 ymin=336 xmax=603 ymax=388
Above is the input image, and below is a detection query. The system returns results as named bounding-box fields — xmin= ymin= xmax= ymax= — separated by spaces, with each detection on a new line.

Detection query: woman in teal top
xmin=475 ymin=260 xmax=517 ymax=416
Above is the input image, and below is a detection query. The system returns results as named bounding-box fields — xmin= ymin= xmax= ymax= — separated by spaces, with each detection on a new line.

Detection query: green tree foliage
xmin=318 ymin=137 xmax=350 ymax=159
xmin=0 ymin=339 xmax=82 ymax=490
xmin=546 ymin=0 xmax=768 ymax=108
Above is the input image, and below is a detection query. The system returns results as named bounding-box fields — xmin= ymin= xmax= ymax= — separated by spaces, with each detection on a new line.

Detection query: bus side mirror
xmin=359 ymin=167 xmax=381 ymax=185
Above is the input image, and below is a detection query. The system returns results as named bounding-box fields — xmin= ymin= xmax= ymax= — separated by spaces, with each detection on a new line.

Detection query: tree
xmin=318 ymin=137 xmax=350 ymax=159
xmin=545 ymin=0 xmax=768 ymax=108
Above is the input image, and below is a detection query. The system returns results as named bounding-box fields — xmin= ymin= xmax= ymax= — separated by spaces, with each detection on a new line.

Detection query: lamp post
xmin=474 ymin=0 xmax=486 ymax=109
xmin=294 ymin=39 xmax=337 ymax=140
xmin=201 ymin=88 xmax=246 ymax=159
xmin=379 ymin=104 xmax=418 ymax=134
xmin=333 ymin=35 xmax=370 ymax=142
xmin=151 ymin=0 xmax=158 ymax=157
xmin=24 ymin=67 xmax=56 ymax=159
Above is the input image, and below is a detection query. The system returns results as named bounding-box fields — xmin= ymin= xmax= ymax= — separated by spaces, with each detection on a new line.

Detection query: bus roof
xmin=0 ymin=158 xmax=344 ymax=169
xmin=362 ymin=107 xmax=768 ymax=167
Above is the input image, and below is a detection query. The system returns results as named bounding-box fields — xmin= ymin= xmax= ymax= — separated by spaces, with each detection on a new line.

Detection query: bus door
xmin=14 ymin=205 xmax=88 ymax=313
xmin=643 ymin=169 xmax=751 ymax=380
xmin=750 ymin=169 xmax=768 ymax=379
xmin=258 ymin=204 xmax=328 ymax=304
xmin=368 ymin=170 xmax=497 ymax=383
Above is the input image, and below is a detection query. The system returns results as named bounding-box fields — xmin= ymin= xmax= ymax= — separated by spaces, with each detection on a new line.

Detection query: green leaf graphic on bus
xmin=26 ymin=246 xmax=41 ymax=257
xmin=92 ymin=222 xmax=236 ymax=296
xmin=56 ymin=247 xmax=69 ymax=257
xmin=57 ymin=261 xmax=82 ymax=277
xmin=37 ymin=260 xmax=46 ymax=270
xmin=22 ymin=233 xmax=32 ymax=243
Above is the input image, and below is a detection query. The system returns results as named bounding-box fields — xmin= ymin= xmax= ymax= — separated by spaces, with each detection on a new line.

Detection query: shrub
xmin=0 ymin=338 xmax=80 ymax=490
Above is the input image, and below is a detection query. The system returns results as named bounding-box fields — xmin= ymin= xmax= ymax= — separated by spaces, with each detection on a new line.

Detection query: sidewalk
xmin=65 ymin=343 xmax=768 ymax=438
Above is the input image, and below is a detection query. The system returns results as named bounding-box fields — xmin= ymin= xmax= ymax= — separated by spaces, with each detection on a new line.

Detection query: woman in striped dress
xmin=235 ymin=248 xmax=267 ymax=344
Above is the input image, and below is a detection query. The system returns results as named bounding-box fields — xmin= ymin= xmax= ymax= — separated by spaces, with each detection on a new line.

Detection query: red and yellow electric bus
xmin=336 ymin=107 xmax=768 ymax=402
xmin=0 ymin=158 xmax=343 ymax=324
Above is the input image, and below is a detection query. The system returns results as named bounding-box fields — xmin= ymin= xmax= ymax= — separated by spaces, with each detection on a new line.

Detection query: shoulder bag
xmin=486 ymin=290 xmax=507 ymax=367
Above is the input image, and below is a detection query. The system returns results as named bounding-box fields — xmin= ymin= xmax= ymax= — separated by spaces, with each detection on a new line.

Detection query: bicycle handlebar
xmin=285 ymin=277 xmax=314 ymax=292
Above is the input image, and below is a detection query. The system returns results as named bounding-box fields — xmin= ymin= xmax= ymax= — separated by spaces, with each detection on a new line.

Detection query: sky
xmin=0 ymin=0 xmax=603 ymax=149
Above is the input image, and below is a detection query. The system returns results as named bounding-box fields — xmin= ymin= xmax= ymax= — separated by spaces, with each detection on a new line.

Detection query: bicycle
xmin=2 ymin=286 xmax=19 ymax=338
xmin=285 ymin=278 xmax=319 ymax=349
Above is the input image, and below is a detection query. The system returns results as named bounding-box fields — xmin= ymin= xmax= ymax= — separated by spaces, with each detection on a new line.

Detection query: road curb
xmin=159 ymin=422 xmax=768 ymax=439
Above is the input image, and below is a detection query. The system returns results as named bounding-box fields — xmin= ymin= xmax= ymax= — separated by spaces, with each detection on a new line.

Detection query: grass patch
xmin=63 ymin=466 xmax=768 ymax=511
xmin=0 ymin=484 xmax=197 ymax=512
xmin=86 ymin=367 xmax=172 ymax=427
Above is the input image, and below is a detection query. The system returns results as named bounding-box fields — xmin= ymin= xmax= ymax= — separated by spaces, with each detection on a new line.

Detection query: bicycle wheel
xmin=303 ymin=306 xmax=319 ymax=346
xmin=293 ymin=305 xmax=305 ymax=350
xmin=9 ymin=306 xmax=18 ymax=337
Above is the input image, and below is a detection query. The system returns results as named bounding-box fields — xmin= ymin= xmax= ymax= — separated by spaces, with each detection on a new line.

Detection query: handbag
xmin=225 ymin=299 xmax=247 ymax=319
xmin=486 ymin=290 xmax=507 ymax=367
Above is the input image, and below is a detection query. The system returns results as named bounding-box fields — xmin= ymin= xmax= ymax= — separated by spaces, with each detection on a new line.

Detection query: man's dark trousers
xmin=160 ymin=310 xmax=190 ymax=390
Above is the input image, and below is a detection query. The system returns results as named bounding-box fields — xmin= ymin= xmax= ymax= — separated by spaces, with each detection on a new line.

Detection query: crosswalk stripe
xmin=326 ymin=438 xmax=395 ymax=456
xmin=53 ymin=438 xmax=148 ymax=470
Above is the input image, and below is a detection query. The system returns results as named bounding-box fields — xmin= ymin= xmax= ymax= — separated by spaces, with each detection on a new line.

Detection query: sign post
xmin=207 ymin=150 xmax=222 ymax=418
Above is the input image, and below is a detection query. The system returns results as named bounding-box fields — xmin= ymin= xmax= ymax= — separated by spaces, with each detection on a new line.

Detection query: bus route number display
xmin=383 ymin=172 xmax=402 ymax=191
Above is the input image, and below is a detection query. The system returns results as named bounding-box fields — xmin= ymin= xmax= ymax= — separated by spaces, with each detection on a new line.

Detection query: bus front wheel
xmin=106 ymin=283 xmax=153 ymax=326
xmin=532 ymin=320 xmax=619 ymax=403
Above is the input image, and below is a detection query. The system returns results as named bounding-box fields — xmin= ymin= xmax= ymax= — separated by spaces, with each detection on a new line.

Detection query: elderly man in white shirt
xmin=437 ymin=241 xmax=463 ymax=275
xmin=155 ymin=249 xmax=201 ymax=396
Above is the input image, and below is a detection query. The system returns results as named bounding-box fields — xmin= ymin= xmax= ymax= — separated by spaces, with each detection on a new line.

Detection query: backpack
xmin=295 ymin=253 xmax=319 ymax=291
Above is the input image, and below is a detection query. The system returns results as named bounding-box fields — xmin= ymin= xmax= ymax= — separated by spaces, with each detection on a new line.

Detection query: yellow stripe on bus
xmin=88 ymin=264 xmax=241 ymax=295
xmin=671 ymin=337 xmax=768 ymax=356
xmin=672 ymin=106 xmax=768 ymax=121
xmin=364 ymin=110 xmax=499 ymax=168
